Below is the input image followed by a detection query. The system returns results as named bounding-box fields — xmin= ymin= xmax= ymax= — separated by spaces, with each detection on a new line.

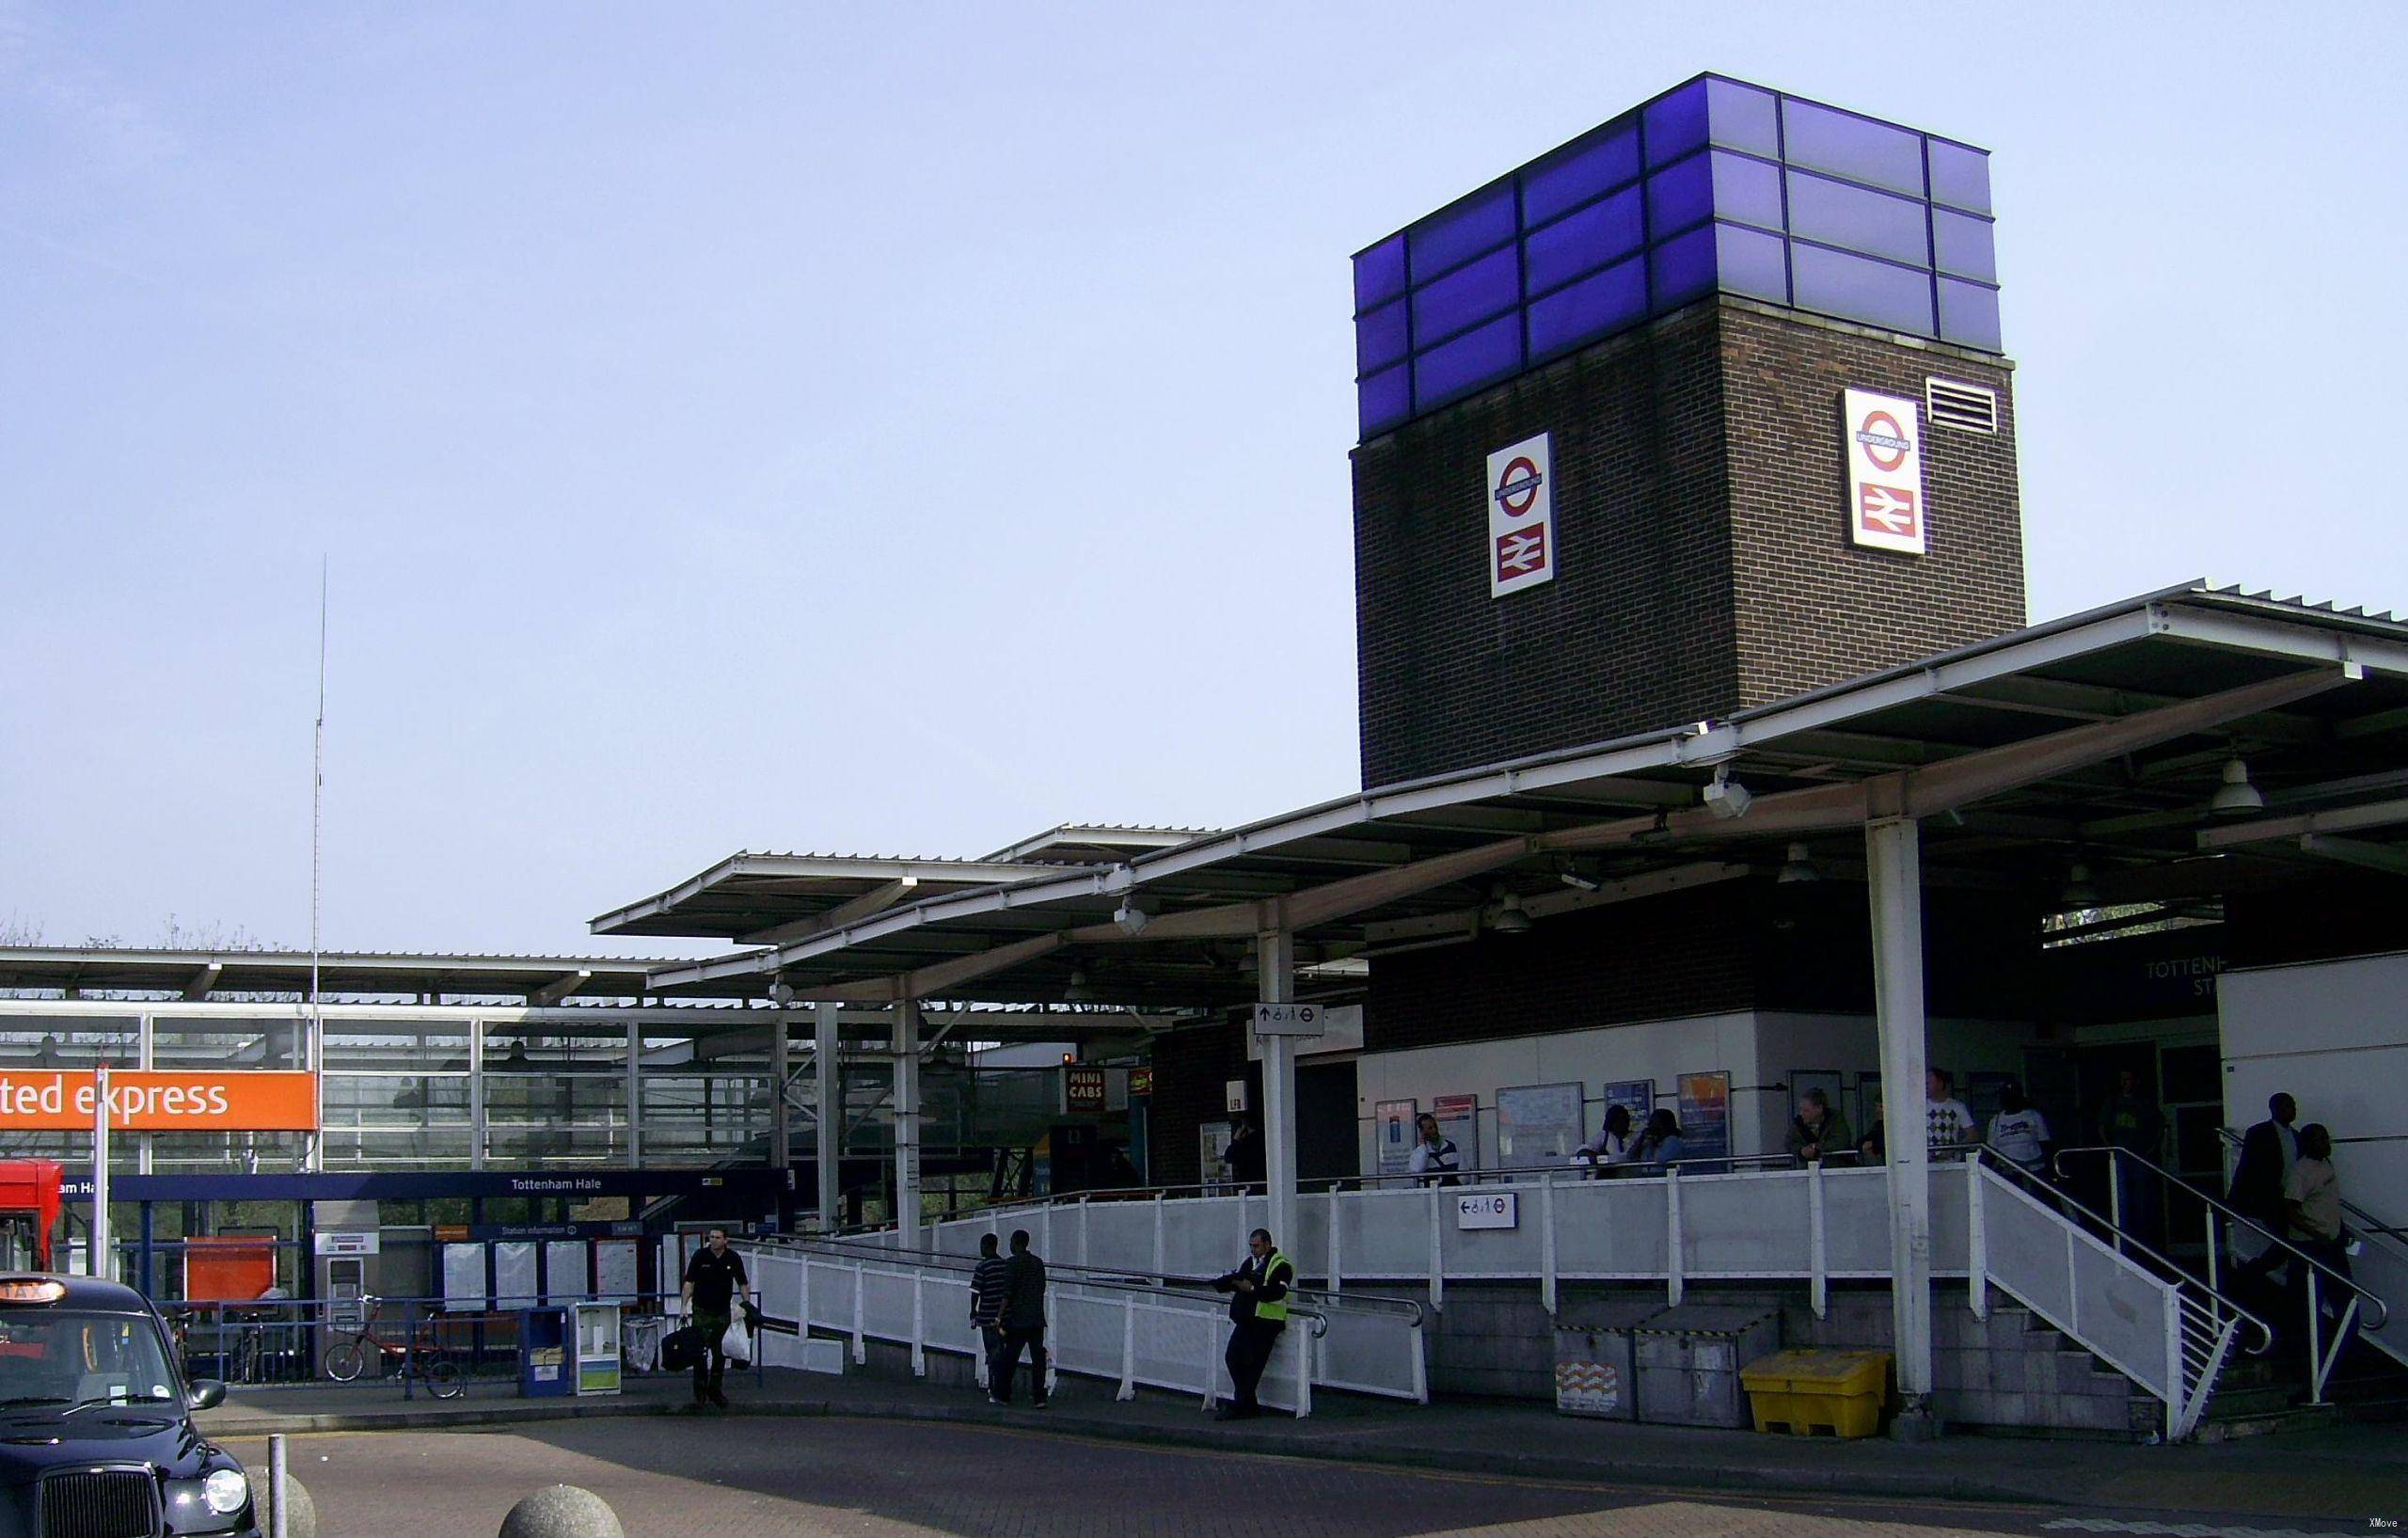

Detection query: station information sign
xmin=1842 ymin=388 xmax=1927 ymax=555
xmin=0 ymin=1070 xmax=319 ymax=1132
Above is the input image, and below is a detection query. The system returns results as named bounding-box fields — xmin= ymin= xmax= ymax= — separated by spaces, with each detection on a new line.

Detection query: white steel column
xmin=1866 ymin=817 xmax=1935 ymax=1411
xmin=1256 ymin=928 xmax=1298 ymax=1252
xmin=894 ymin=998 xmax=922 ymax=1253
xmin=815 ymin=1003 xmax=841 ymax=1231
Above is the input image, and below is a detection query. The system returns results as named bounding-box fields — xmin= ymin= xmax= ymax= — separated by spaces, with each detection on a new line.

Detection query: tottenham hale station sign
xmin=0 ymin=1070 xmax=319 ymax=1132
xmin=1842 ymin=388 xmax=1927 ymax=555
xmin=1485 ymin=433 xmax=1555 ymax=597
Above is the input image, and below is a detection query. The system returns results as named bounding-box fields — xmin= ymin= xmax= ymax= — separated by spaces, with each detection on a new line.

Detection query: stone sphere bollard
xmin=246 ymin=1471 xmax=317 ymax=1538
xmin=499 ymin=1484 xmax=626 ymax=1538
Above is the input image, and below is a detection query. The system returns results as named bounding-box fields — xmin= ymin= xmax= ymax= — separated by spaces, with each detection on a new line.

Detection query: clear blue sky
xmin=5 ymin=4 xmax=2402 ymax=959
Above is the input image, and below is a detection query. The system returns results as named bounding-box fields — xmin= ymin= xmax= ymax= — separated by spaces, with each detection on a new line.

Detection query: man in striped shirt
xmin=970 ymin=1232 xmax=1012 ymax=1403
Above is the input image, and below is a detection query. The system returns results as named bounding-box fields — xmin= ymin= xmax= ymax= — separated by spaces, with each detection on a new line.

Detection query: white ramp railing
xmin=910 ymin=1156 xmax=2250 ymax=1438
xmin=740 ymin=1239 xmax=1427 ymax=1416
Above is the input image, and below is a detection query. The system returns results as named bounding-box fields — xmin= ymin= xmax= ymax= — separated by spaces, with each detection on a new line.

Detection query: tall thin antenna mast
xmin=311 ymin=557 xmax=327 ymax=1030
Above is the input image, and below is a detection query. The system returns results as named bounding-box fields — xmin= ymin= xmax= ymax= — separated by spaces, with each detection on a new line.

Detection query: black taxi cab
xmin=0 ymin=1275 xmax=254 ymax=1538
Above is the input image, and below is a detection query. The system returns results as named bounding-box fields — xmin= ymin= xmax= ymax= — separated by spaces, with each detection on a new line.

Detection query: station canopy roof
xmin=588 ymin=827 xmax=1212 ymax=942
xmin=630 ymin=584 xmax=2408 ymax=1010
xmin=0 ymin=948 xmax=726 ymax=1005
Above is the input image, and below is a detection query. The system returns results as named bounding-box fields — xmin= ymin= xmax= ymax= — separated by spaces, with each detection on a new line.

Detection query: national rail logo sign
xmin=1841 ymin=388 xmax=1926 ymax=555
xmin=1485 ymin=432 xmax=1556 ymax=597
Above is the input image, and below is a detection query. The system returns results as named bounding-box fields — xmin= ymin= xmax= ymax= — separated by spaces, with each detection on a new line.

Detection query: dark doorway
xmin=1296 ymin=1061 xmax=1361 ymax=1182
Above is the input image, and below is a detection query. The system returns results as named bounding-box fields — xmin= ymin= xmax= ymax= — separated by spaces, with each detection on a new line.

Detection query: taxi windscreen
xmin=0 ymin=1312 xmax=177 ymax=1409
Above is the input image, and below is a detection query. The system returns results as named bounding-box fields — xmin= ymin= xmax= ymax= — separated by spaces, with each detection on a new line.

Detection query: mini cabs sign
xmin=0 ymin=1070 xmax=319 ymax=1133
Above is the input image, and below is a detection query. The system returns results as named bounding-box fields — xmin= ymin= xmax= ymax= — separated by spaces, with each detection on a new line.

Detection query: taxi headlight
xmin=203 ymin=1467 xmax=249 ymax=1515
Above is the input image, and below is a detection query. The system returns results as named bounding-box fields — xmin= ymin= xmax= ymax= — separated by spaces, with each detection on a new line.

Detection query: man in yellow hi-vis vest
xmin=1210 ymin=1227 xmax=1293 ymax=1419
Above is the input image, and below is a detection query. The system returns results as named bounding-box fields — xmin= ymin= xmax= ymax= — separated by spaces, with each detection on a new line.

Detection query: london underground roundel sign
xmin=1840 ymin=388 xmax=1925 ymax=555
xmin=1483 ymin=433 xmax=1555 ymax=597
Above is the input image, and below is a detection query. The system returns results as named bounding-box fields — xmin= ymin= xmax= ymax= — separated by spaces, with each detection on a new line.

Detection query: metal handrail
xmin=745 ymin=1233 xmax=1382 ymax=1337
xmin=2054 ymin=1143 xmax=2387 ymax=1331
xmin=2217 ymin=1126 xmax=2408 ymax=1241
xmin=1977 ymin=1149 xmax=2275 ymax=1355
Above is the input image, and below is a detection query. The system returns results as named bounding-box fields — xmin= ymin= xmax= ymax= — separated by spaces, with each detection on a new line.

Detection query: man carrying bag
xmin=679 ymin=1228 xmax=752 ymax=1409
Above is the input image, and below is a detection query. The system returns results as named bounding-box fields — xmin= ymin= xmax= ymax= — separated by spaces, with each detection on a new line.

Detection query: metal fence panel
xmin=1552 ymin=1178 xmax=1671 ymax=1277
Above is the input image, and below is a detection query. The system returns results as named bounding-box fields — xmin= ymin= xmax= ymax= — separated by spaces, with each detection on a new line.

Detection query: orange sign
xmin=0 ymin=1071 xmax=319 ymax=1132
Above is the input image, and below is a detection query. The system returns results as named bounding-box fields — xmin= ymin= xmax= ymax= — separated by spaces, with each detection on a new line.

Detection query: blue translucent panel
xmin=1524 ymin=120 xmax=1641 ymax=226
xmin=1938 ymin=277 xmax=2003 ymax=351
xmin=1644 ymin=78 xmax=1709 ymax=168
xmin=1926 ymin=139 xmax=1992 ymax=214
xmin=1412 ymin=245 xmax=1517 ymax=342
xmin=1931 ymin=208 xmax=1996 ymax=282
xmin=1354 ymin=234 xmax=1406 ymax=313
xmin=1711 ymin=151 xmax=1784 ymax=230
xmin=1647 ymin=152 xmax=1714 ymax=239
xmin=1357 ymin=363 xmax=1410 ymax=436
xmin=1407 ymin=183 xmax=1514 ymax=281
xmin=1715 ymin=222 xmax=1787 ymax=302
xmin=1782 ymin=98 xmax=1925 ymax=198
xmin=1704 ymin=77 xmax=1780 ymax=156
xmin=1650 ymin=223 xmax=1719 ymax=307
xmin=1791 ymin=242 xmax=1935 ymax=335
xmin=1355 ymin=297 xmax=1408 ymax=374
xmin=1528 ymin=254 xmax=1648 ymax=357
xmin=1524 ymin=184 xmax=1643 ymax=294
xmin=1786 ymin=168 xmax=1929 ymax=266
xmin=1413 ymin=312 xmax=1522 ymax=410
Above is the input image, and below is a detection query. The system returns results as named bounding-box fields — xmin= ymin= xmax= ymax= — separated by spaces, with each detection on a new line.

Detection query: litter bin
xmin=517 ymin=1308 xmax=574 ymax=1399
xmin=1551 ymin=1298 xmax=1662 ymax=1420
xmin=619 ymin=1313 xmax=665 ymax=1374
xmin=1740 ymin=1348 xmax=1891 ymax=1437
xmin=1629 ymin=1304 xmax=1779 ymax=1427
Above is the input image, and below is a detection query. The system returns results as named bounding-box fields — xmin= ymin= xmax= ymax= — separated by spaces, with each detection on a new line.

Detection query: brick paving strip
xmin=199 ymin=1370 xmax=2406 ymax=1528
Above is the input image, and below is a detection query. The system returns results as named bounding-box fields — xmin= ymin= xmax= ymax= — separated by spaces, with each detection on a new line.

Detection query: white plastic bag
xmin=721 ymin=1315 xmax=753 ymax=1366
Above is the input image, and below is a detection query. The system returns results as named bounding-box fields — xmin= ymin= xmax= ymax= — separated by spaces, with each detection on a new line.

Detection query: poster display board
xmin=545 ymin=1239 xmax=589 ymax=1303
xmin=1197 ymin=1118 xmax=1232 ymax=1192
xmin=441 ymin=1242 xmax=486 ymax=1313
xmin=1496 ymin=1083 xmax=1582 ymax=1165
xmin=1857 ymin=1073 xmax=1884 ymax=1145
xmin=1432 ymin=1094 xmax=1479 ymax=1169
xmin=494 ymin=1240 xmax=538 ymax=1309
xmin=594 ymin=1238 xmax=640 ymax=1303
xmin=1677 ymin=1071 xmax=1732 ymax=1164
xmin=1373 ymin=1100 xmax=1418 ymax=1178
xmin=1598 ymin=1079 xmax=1655 ymax=1137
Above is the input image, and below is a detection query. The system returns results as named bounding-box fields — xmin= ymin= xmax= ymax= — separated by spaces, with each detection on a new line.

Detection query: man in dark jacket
xmin=970 ymin=1232 xmax=1012 ymax=1403
xmin=2227 ymin=1092 xmax=2299 ymax=1284
xmin=995 ymin=1229 xmax=1048 ymax=1406
xmin=1224 ymin=1118 xmax=1266 ymax=1191
xmin=1211 ymin=1227 xmax=1293 ymax=1420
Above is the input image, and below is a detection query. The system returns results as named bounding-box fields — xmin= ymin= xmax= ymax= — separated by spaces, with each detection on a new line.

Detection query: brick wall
xmin=1354 ymin=296 xmax=2026 ymax=787
xmin=1147 ymin=1022 xmax=1247 ymax=1186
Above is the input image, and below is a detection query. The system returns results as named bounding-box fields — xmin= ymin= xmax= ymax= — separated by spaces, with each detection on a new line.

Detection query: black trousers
xmin=691 ymin=1308 xmax=730 ymax=1396
xmin=979 ymin=1324 xmax=1007 ymax=1393
xmin=1225 ymin=1318 xmax=1284 ymax=1410
xmin=997 ymin=1324 xmax=1047 ymax=1403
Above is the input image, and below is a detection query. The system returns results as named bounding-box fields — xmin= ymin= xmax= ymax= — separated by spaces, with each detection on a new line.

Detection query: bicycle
xmin=321 ymin=1298 xmax=462 ymax=1398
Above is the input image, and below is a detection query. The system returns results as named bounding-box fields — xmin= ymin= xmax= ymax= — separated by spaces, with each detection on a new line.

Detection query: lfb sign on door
xmin=1485 ymin=433 xmax=1555 ymax=597
xmin=1454 ymin=1192 xmax=1519 ymax=1230
xmin=1842 ymin=388 xmax=1926 ymax=555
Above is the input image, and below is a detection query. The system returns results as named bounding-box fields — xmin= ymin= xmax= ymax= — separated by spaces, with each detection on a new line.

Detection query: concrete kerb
xmin=203 ymin=1395 xmax=2050 ymax=1510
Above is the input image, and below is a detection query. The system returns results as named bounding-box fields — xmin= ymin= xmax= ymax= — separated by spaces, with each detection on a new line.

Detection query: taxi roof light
xmin=0 ymin=1279 xmax=67 ymax=1305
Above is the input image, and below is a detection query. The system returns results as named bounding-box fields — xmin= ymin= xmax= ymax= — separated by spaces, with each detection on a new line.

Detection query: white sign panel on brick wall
xmin=1841 ymin=388 xmax=1926 ymax=555
xmin=1485 ymin=432 xmax=1555 ymax=596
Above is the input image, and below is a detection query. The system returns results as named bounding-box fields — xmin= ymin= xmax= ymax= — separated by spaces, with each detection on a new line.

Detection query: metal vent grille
xmin=1925 ymin=378 xmax=1999 ymax=435
xmin=39 ymin=1469 xmax=160 ymax=1538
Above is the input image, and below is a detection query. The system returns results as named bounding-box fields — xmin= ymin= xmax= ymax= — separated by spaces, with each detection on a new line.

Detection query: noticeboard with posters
xmin=1496 ymin=1083 xmax=1582 ymax=1165
xmin=1598 ymin=1079 xmax=1655 ymax=1137
xmin=1197 ymin=1118 xmax=1232 ymax=1191
xmin=1677 ymin=1071 xmax=1733 ymax=1163
xmin=1373 ymin=1099 xmax=1418 ymax=1177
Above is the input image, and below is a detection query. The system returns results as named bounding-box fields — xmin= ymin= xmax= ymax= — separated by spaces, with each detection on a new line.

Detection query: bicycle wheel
xmin=421 ymin=1356 xmax=463 ymax=1400
xmin=323 ymin=1340 xmax=367 ymax=1383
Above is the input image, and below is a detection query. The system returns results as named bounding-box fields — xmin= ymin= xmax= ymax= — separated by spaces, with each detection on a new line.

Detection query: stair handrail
xmin=2219 ymin=1126 xmax=2408 ymax=1244
xmin=2054 ymin=1143 xmax=2386 ymax=1333
xmin=1976 ymin=1147 xmax=2275 ymax=1356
